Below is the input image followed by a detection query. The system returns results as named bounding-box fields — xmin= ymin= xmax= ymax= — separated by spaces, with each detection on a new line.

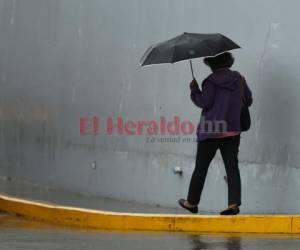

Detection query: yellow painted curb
xmin=0 ymin=194 xmax=300 ymax=234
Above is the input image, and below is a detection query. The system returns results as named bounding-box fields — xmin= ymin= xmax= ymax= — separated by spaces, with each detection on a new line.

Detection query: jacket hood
xmin=205 ymin=68 xmax=241 ymax=91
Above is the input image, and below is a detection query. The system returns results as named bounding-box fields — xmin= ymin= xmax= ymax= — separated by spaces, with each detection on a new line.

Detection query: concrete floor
xmin=0 ymin=178 xmax=185 ymax=214
xmin=1 ymin=213 xmax=300 ymax=250
xmin=2 ymin=178 xmax=300 ymax=249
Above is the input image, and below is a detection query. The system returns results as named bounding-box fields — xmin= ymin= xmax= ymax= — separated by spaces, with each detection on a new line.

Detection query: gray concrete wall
xmin=1 ymin=0 xmax=300 ymax=213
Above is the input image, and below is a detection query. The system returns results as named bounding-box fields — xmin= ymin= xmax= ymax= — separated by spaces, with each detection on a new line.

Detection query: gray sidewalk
xmin=0 ymin=178 xmax=183 ymax=214
xmin=1 ymin=213 xmax=300 ymax=250
xmin=2 ymin=179 xmax=300 ymax=250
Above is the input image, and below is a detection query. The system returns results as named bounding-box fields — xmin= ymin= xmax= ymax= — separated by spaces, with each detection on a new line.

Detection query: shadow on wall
xmin=255 ymin=59 xmax=300 ymax=168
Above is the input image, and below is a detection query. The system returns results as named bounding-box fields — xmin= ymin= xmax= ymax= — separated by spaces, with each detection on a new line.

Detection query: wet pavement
xmin=1 ymin=213 xmax=300 ymax=250
xmin=1 ymin=179 xmax=300 ymax=249
xmin=0 ymin=178 xmax=183 ymax=214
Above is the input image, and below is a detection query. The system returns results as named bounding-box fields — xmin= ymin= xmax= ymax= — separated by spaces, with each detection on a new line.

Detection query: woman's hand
xmin=190 ymin=79 xmax=199 ymax=89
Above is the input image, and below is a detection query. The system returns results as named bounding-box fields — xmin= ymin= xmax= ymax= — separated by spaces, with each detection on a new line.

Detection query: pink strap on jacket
xmin=216 ymin=131 xmax=240 ymax=138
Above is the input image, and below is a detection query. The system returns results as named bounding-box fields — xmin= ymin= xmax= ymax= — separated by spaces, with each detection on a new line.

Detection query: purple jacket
xmin=190 ymin=68 xmax=253 ymax=141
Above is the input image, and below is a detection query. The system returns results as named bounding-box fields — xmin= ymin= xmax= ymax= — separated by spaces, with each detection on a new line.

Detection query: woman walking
xmin=179 ymin=52 xmax=253 ymax=215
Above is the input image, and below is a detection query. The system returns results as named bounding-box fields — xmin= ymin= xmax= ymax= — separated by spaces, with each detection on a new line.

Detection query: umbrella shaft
xmin=189 ymin=60 xmax=195 ymax=79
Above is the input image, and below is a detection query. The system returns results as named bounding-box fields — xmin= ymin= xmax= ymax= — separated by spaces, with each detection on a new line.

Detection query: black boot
xmin=220 ymin=206 xmax=240 ymax=215
xmin=178 ymin=199 xmax=198 ymax=214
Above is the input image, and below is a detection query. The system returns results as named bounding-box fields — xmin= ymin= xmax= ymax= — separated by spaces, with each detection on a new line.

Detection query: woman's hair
xmin=203 ymin=52 xmax=234 ymax=71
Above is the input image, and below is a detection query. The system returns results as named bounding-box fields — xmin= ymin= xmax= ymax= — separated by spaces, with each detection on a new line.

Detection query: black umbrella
xmin=140 ymin=32 xmax=240 ymax=79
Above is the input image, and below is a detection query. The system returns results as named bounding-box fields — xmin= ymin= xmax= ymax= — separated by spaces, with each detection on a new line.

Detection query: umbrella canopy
xmin=140 ymin=32 xmax=240 ymax=66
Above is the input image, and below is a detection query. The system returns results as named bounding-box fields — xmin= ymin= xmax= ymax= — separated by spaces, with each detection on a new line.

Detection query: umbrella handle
xmin=189 ymin=60 xmax=195 ymax=80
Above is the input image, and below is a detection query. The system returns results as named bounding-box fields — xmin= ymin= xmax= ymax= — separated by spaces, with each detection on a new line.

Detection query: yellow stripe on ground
xmin=0 ymin=193 xmax=300 ymax=233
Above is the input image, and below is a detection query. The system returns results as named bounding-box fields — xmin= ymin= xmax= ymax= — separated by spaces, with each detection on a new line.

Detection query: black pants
xmin=187 ymin=135 xmax=241 ymax=206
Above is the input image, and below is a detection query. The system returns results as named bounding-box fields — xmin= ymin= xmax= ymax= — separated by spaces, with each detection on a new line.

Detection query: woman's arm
xmin=242 ymin=77 xmax=253 ymax=107
xmin=190 ymin=79 xmax=216 ymax=109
